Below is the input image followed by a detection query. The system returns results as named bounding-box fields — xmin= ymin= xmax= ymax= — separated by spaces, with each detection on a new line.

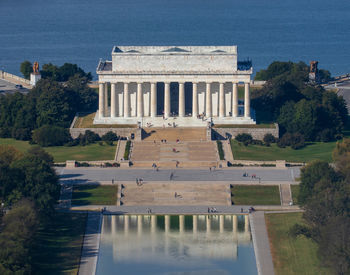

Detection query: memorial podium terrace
xmin=95 ymin=46 xmax=255 ymax=126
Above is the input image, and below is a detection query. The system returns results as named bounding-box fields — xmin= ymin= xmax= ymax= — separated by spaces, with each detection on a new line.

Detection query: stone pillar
xmin=111 ymin=83 xmax=117 ymax=118
xmin=104 ymin=83 xmax=108 ymax=116
xmin=232 ymin=83 xmax=238 ymax=117
xmin=244 ymin=82 xmax=250 ymax=118
xmin=137 ymin=82 xmax=143 ymax=118
xmin=192 ymin=82 xmax=198 ymax=118
xmin=98 ymin=83 xmax=105 ymax=118
xmin=150 ymin=82 xmax=157 ymax=117
xmin=179 ymin=82 xmax=185 ymax=117
xmin=123 ymin=82 xmax=130 ymax=118
xmin=206 ymin=82 xmax=212 ymax=117
xmin=219 ymin=82 xmax=225 ymax=118
xmin=164 ymin=82 xmax=170 ymax=118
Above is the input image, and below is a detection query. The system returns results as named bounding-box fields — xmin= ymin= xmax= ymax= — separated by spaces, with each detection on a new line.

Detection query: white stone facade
xmin=95 ymin=46 xmax=255 ymax=126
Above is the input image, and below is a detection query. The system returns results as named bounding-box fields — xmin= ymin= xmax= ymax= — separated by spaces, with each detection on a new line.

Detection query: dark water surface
xmin=0 ymin=0 xmax=349 ymax=78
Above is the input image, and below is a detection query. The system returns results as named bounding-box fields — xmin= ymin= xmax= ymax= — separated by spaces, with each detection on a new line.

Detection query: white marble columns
xmin=164 ymin=82 xmax=170 ymax=118
xmin=97 ymin=81 xmax=251 ymax=120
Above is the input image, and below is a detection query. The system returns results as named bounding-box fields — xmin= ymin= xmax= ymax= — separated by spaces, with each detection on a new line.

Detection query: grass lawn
xmin=0 ymin=138 xmax=116 ymax=162
xmin=74 ymin=112 xmax=136 ymax=128
xmin=231 ymin=185 xmax=280 ymax=205
xmin=72 ymin=184 xmax=118 ymax=205
xmin=265 ymin=212 xmax=330 ymax=275
xmin=231 ymin=139 xmax=336 ymax=162
xmin=31 ymin=212 xmax=87 ymax=275
xmin=291 ymin=185 xmax=300 ymax=204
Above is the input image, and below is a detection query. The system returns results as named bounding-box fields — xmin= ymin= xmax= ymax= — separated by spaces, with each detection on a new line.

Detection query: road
xmin=57 ymin=167 xmax=300 ymax=183
xmin=0 ymin=79 xmax=29 ymax=95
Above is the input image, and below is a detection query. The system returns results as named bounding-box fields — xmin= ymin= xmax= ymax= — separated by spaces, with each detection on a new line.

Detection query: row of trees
xmin=20 ymin=61 xmax=92 ymax=82
xmin=0 ymin=73 xmax=97 ymax=141
xmin=295 ymin=138 xmax=350 ymax=274
xmin=252 ymin=61 xmax=348 ymax=141
xmin=0 ymin=145 xmax=59 ymax=273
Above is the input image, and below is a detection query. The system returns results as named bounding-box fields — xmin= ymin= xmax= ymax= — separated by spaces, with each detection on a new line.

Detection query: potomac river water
xmin=0 ymin=0 xmax=349 ymax=78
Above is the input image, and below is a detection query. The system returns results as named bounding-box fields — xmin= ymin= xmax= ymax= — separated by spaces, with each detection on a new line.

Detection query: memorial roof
xmin=112 ymin=46 xmax=237 ymax=54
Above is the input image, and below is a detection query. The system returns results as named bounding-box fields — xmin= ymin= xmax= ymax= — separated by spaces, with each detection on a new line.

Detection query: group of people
xmin=161 ymin=139 xmax=167 ymax=143
xmin=208 ymin=207 xmax=218 ymax=213
xmin=174 ymin=192 xmax=182 ymax=198
xmin=242 ymin=172 xmax=261 ymax=182
xmin=136 ymin=178 xmax=144 ymax=186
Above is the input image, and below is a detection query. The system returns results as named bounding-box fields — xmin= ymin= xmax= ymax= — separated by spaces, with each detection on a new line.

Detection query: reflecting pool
xmin=96 ymin=215 xmax=257 ymax=275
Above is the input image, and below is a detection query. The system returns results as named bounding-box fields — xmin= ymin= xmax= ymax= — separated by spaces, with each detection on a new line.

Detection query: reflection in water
xmin=96 ymin=215 xmax=257 ymax=275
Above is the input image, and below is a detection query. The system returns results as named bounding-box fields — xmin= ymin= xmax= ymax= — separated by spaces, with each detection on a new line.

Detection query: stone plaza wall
xmin=212 ymin=124 xmax=279 ymax=140
xmin=70 ymin=127 xmax=141 ymax=141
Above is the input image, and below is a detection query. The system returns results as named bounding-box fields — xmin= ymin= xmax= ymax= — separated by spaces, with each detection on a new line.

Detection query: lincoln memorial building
xmin=94 ymin=46 xmax=255 ymax=126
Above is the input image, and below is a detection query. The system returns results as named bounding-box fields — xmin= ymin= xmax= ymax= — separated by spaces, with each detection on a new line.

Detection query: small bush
xmin=102 ymin=131 xmax=118 ymax=142
xmin=216 ymin=140 xmax=225 ymax=160
xmin=124 ymin=140 xmax=131 ymax=160
xmin=277 ymin=132 xmax=305 ymax=150
xmin=263 ymin=133 xmax=276 ymax=144
xmin=76 ymin=162 xmax=89 ymax=167
xmin=12 ymin=127 xmax=32 ymax=140
xmin=231 ymin=163 xmax=244 ymax=167
xmin=251 ymin=139 xmax=263 ymax=146
xmin=105 ymin=140 xmax=114 ymax=146
xmin=235 ymin=133 xmax=253 ymax=144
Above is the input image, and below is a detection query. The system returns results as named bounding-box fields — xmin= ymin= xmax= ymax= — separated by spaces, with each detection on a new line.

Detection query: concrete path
xmin=78 ymin=212 xmax=102 ymax=275
xmin=222 ymin=139 xmax=234 ymax=162
xmin=280 ymin=184 xmax=292 ymax=206
xmin=114 ymin=140 xmax=126 ymax=161
xmin=57 ymin=167 xmax=300 ymax=183
xmin=69 ymin=205 xmax=300 ymax=214
xmin=250 ymin=211 xmax=275 ymax=275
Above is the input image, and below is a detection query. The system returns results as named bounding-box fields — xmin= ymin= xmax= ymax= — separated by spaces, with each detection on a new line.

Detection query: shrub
xmin=77 ymin=130 xmax=101 ymax=145
xmin=251 ymin=139 xmax=264 ymax=146
xmin=235 ymin=133 xmax=253 ymax=145
xmin=105 ymin=140 xmax=114 ymax=146
xmin=277 ymin=132 xmax=305 ymax=150
xmin=216 ymin=140 xmax=225 ymax=160
xmin=263 ymin=133 xmax=276 ymax=144
xmin=124 ymin=140 xmax=131 ymax=160
xmin=32 ymin=125 xmax=70 ymax=146
xmin=12 ymin=128 xmax=32 ymax=141
xmin=101 ymin=131 xmax=118 ymax=142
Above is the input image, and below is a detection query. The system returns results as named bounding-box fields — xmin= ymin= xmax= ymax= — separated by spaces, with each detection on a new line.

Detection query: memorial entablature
xmin=95 ymin=46 xmax=255 ymax=126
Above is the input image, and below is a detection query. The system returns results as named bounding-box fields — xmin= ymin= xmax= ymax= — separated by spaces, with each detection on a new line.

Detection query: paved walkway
xmin=78 ymin=212 xmax=102 ymax=275
xmin=280 ymin=184 xmax=292 ymax=206
xmin=250 ymin=211 xmax=275 ymax=275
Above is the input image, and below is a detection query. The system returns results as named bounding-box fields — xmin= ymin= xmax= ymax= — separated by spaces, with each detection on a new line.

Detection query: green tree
xmin=20 ymin=61 xmax=33 ymax=79
xmin=32 ymin=125 xmax=70 ymax=147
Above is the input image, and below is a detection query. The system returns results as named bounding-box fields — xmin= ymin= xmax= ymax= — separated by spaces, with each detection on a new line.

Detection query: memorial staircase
xmin=120 ymin=181 xmax=232 ymax=206
xmin=142 ymin=127 xmax=208 ymax=142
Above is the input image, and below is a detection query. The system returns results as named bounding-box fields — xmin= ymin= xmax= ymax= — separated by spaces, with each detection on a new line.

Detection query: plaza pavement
xmin=57 ymin=167 xmax=300 ymax=183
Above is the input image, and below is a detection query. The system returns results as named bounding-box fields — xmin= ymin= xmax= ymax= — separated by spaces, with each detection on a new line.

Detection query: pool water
xmin=96 ymin=214 xmax=258 ymax=275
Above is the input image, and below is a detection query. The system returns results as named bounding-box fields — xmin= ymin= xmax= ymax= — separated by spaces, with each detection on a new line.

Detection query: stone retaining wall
xmin=212 ymin=124 xmax=279 ymax=140
xmin=0 ymin=70 xmax=33 ymax=88
xmin=70 ymin=127 xmax=141 ymax=140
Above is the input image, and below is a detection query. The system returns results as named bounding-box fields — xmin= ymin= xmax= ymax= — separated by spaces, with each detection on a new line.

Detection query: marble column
xmin=123 ymin=82 xmax=130 ymax=118
xmin=219 ymin=82 xmax=225 ymax=118
xmin=104 ymin=83 xmax=108 ymax=116
xmin=111 ymin=83 xmax=117 ymax=118
xmin=137 ymin=82 xmax=143 ymax=118
xmin=192 ymin=82 xmax=198 ymax=118
xmin=150 ymin=82 xmax=157 ymax=117
xmin=98 ymin=83 xmax=105 ymax=118
xmin=232 ymin=83 xmax=238 ymax=117
xmin=244 ymin=82 xmax=250 ymax=118
xmin=206 ymin=82 xmax=212 ymax=117
xmin=164 ymin=82 xmax=170 ymax=118
xmin=179 ymin=82 xmax=185 ymax=117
